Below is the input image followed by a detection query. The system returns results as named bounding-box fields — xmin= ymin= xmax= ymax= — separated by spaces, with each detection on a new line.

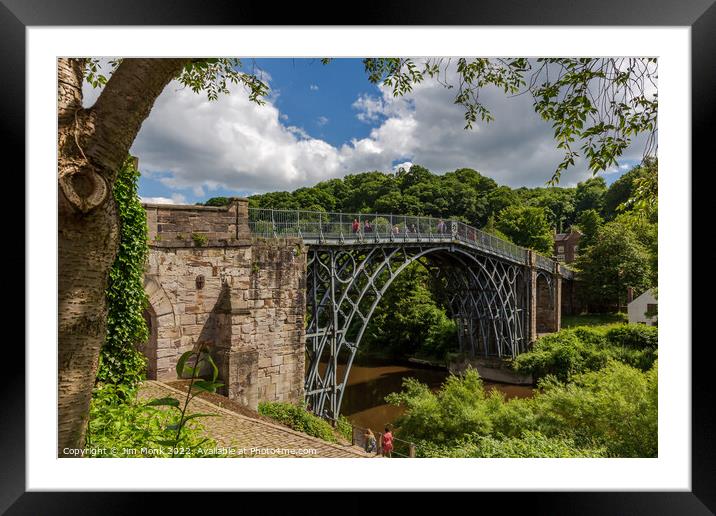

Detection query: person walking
xmin=437 ymin=219 xmax=445 ymax=234
xmin=364 ymin=428 xmax=377 ymax=454
xmin=364 ymin=220 xmax=372 ymax=233
xmin=381 ymin=426 xmax=394 ymax=458
xmin=352 ymin=218 xmax=360 ymax=234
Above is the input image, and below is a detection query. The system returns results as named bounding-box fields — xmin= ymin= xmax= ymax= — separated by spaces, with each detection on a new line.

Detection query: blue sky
xmin=81 ymin=58 xmax=645 ymax=205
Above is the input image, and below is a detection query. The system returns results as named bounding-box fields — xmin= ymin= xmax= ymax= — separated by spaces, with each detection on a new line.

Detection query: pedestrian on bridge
xmin=352 ymin=218 xmax=359 ymax=234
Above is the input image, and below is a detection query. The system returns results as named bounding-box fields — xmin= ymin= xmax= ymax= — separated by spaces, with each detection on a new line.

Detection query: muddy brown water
xmin=331 ymin=359 xmax=534 ymax=434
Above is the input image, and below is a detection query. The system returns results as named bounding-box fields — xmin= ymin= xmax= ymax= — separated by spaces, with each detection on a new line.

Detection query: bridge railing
xmin=248 ymin=208 xmax=456 ymax=242
xmin=453 ymin=220 xmax=528 ymax=263
xmin=536 ymin=253 xmax=555 ymax=272
xmin=248 ymin=207 xmax=568 ymax=272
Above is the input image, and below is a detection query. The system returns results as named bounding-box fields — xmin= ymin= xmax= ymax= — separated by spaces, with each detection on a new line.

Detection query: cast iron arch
xmin=304 ymin=243 xmax=528 ymax=420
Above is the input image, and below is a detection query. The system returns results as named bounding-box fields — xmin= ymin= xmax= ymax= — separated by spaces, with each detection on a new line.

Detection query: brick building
xmin=553 ymin=228 xmax=582 ymax=263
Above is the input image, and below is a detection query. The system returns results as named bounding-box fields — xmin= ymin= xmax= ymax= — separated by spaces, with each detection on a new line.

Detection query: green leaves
xmin=359 ymin=57 xmax=657 ymax=184
xmin=191 ymin=380 xmax=223 ymax=394
xmin=258 ymin=401 xmax=339 ymax=443
xmin=177 ymin=58 xmax=269 ymax=104
xmin=86 ymin=383 xmax=219 ymax=457
xmin=97 ymin=157 xmax=149 ymax=389
xmin=495 ymin=205 xmax=553 ymax=254
xmin=388 ymin=356 xmax=657 ymax=457
xmin=176 ymin=350 xmax=195 ymax=379
xmin=145 ymin=397 xmax=181 ymax=409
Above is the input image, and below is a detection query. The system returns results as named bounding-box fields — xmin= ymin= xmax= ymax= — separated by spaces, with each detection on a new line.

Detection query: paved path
xmin=138 ymin=381 xmax=374 ymax=458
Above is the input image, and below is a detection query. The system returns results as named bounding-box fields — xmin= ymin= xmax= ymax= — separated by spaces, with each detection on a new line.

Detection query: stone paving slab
xmin=138 ymin=381 xmax=375 ymax=458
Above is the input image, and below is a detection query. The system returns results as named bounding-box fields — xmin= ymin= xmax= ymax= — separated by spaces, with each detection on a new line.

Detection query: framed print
xmin=6 ymin=0 xmax=712 ymax=512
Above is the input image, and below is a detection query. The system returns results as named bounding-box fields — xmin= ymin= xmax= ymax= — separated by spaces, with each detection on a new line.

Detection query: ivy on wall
xmin=96 ymin=157 xmax=149 ymax=388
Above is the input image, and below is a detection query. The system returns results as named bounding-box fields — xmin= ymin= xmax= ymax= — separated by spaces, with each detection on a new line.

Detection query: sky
xmin=82 ymin=58 xmax=647 ymax=205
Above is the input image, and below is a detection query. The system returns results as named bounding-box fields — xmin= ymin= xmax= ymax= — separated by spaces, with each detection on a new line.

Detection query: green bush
xmin=86 ymin=383 xmax=218 ymax=457
xmin=513 ymin=324 xmax=658 ymax=382
xmin=531 ymin=361 xmax=658 ymax=457
xmin=258 ymin=401 xmax=338 ymax=443
xmin=417 ymin=431 xmax=606 ymax=458
xmin=336 ymin=415 xmax=354 ymax=442
xmin=386 ymin=368 xmax=498 ymax=444
xmin=191 ymin=232 xmax=208 ymax=247
xmin=387 ymin=361 xmax=658 ymax=458
xmin=512 ymin=331 xmax=608 ymax=382
xmin=605 ymin=324 xmax=658 ymax=349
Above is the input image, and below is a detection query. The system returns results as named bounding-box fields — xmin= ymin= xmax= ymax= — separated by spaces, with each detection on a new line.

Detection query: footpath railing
xmin=248 ymin=207 xmax=575 ymax=276
xmin=350 ymin=424 xmax=417 ymax=458
xmin=249 ymin=208 xmax=532 ymax=264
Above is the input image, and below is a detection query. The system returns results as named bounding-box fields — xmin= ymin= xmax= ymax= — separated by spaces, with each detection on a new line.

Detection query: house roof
xmin=628 ymin=288 xmax=658 ymax=305
xmin=555 ymin=228 xmax=582 ymax=242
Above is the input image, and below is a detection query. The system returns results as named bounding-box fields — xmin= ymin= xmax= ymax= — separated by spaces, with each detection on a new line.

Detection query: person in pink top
xmin=381 ymin=425 xmax=394 ymax=458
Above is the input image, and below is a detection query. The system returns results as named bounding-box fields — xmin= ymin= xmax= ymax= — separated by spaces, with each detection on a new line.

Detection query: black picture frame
xmin=5 ymin=0 xmax=709 ymax=513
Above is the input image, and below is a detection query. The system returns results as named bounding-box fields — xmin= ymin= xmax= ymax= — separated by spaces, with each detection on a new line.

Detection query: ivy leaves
xmin=97 ymin=157 xmax=149 ymax=388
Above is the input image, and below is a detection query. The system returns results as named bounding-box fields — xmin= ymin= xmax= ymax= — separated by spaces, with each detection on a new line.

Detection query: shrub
xmin=86 ymin=383 xmax=218 ymax=457
xmin=387 ymin=361 xmax=657 ymax=458
xmin=513 ymin=324 xmax=658 ymax=382
xmin=605 ymin=324 xmax=658 ymax=349
xmin=512 ymin=330 xmax=609 ymax=383
xmin=336 ymin=415 xmax=354 ymax=442
xmin=258 ymin=401 xmax=338 ymax=443
xmin=192 ymin=233 xmax=208 ymax=247
xmin=417 ymin=431 xmax=606 ymax=458
xmin=386 ymin=368 xmax=496 ymax=444
xmin=531 ymin=361 xmax=658 ymax=457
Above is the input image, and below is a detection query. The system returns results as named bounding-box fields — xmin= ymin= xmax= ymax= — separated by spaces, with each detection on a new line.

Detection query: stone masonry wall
xmin=143 ymin=199 xmax=306 ymax=410
xmin=536 ymin=275 xmax=556 ymax=333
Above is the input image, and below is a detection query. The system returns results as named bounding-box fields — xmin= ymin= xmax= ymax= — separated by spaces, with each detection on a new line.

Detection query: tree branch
xmin=88 ymin=58 xmax=189 ymax=177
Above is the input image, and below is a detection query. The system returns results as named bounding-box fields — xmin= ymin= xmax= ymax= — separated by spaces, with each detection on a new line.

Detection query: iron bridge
xmin=249 ymin=208 xmax=572 ymax=421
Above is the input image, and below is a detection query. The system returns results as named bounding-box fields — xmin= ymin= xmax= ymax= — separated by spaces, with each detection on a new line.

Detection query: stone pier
xmin=141 ymin=198 xmax=306 ymax=410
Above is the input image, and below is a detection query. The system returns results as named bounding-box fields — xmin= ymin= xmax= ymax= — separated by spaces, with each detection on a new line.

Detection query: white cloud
xmin=126 ymin=58 xmax=650 ymax=200
xmin=316 ymin=116 xmax=329 ymax=126
xmin=309 ymin=84 xmax=319 ymax=91
xmin=140 ymin=193 xmax=186 ymax=205
xmin=393 ymin=161 xmax=414 ymax=173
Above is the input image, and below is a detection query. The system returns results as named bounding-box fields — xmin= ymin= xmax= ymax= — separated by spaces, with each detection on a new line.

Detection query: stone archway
xmin=140 ymin=304 xmax=159 ymax=379
xmin=143 ymin=275 xmax=181 ymax=380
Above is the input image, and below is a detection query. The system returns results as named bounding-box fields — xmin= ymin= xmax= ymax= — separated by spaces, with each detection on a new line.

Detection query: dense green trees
xmin=512 ymin=324 xmax=658 ymax=383
xmin=387 ymin=326 xmax=658 ymax=457
xmin=575 ymin=220 xmax=653 ymax=310
xmin=242 ymin=165 xmax=571 ymax=250
xmin=361 ymin=262 xmax=456 ymax=360
xmin=213 ymin=161 xmax=657 ymax=348
xmin=495 ymin=206 xmax=554 ymax=254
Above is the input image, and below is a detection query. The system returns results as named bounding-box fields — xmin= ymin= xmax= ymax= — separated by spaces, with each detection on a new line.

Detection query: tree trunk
xmin=57 ymin=58 xmax=187 ymax=456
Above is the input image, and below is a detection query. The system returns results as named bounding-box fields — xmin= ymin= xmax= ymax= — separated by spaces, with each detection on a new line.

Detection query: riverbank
xmin=339 ymin=357 xmax=534 ymax=433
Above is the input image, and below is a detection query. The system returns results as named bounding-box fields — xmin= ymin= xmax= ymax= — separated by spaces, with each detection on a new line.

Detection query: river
xmin=335 ymin=358 xmax=534 ymax=433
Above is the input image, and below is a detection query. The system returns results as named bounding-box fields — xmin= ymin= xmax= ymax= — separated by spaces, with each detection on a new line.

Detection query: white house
xmin=627 ymin=289 xmax=658 ymax=326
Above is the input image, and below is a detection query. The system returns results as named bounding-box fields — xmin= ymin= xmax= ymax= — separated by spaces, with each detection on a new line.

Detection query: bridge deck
xmin=248 ymin=207 xmax=574 ymax=276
